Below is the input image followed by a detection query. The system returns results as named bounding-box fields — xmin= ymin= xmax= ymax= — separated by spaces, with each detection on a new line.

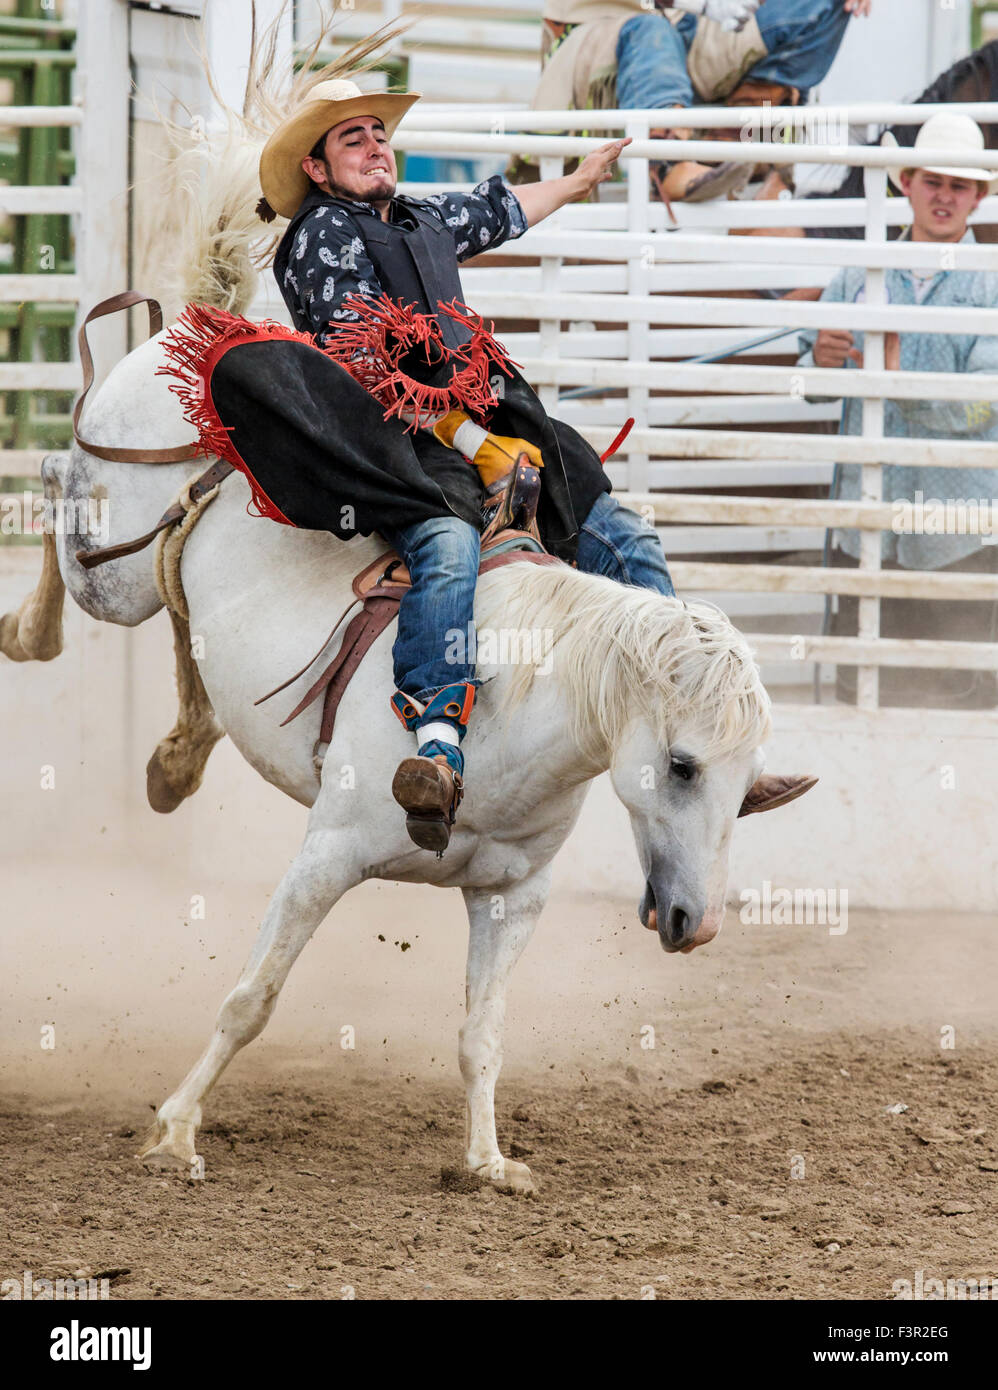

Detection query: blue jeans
xmin=616 ymin=0 xmax=853 ymax=110
xmin=383 ymin=491 xmax=674 ymax=699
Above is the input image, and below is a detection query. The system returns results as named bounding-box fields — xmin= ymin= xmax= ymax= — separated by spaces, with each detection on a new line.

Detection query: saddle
xmin=256 ymin=486 xmax=563 ymax=777
xmin=257 ymin=531 xmax=561 ymax=772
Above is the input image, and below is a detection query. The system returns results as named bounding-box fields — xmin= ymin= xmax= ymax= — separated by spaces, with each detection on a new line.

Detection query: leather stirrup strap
xmin=315 ymin=594 xmax=405 ymax=745
xmin=75 ymin=457 xmax=234 ymax=570
xmin=283 ymin=586 xmax=408 ymax=729
xmin=254 ymin=593 xmax=366 ymax=707
xmin=73 ymin=291 xmax=201 ymax=464
xmin=316 ymin=597 xmax=405 ymax=750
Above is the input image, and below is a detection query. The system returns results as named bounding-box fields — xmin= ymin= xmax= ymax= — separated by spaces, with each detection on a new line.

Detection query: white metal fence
xmin=394 ymin=102 xmax=998 ymax=708
xmin=0 ymin=0 xmax=129 ymax=476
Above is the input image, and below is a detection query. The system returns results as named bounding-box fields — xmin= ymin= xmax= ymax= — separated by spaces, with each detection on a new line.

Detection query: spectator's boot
xmin=649 ymin=121 xmax=752 ymax=206
xmin=390 ymin=682 xmax=476 ymax=854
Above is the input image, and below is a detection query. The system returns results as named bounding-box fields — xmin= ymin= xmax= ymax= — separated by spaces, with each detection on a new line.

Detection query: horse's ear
xmin=738 ymin=773 xmax=817 ymax=818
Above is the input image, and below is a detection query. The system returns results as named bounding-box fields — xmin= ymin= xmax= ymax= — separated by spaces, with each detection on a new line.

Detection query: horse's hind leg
xmin=460 ymin=867 xmax=551 ymax=1195
xmin=138 ymin=828 xmax=360 ymax=1169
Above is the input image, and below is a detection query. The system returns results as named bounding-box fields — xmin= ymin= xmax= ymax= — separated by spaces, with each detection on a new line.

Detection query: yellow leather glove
xmin=432 ymin=410 xmax=544 ymax=489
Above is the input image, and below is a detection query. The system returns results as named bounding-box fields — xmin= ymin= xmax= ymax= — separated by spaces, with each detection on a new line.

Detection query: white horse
xmin=1 ymin=46 xmax=813 ymax=1186
xmin=1 ymin=326 xmax=808 ymax=1191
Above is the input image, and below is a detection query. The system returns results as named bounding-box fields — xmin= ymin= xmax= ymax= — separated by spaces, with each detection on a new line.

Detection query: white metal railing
xmin=0 ymin=105 xmax=83 ymax=471
xmin=394 ymin=103 xmax=998 ymax=708
xmin=404 ymin=103 xmax=998 ymax=130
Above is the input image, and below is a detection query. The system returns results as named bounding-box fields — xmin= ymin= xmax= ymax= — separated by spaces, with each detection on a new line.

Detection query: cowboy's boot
xmin=390 ymin=681 xmax=476 ymax=854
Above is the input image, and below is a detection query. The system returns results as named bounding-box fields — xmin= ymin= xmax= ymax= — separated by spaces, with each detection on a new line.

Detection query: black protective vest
xmin=275 ymin=190 xmax=472 ymax=348
xmin=360 ymin=201 xmax=473 ymax=349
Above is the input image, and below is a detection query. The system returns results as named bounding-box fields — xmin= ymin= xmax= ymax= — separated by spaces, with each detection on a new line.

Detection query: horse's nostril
xmin=666 ymin=904 xmax=689 ymax=945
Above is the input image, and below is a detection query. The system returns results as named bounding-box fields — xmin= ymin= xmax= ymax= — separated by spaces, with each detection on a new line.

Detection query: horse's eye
xmin=670 ymin=759 xmax=696 ymax=782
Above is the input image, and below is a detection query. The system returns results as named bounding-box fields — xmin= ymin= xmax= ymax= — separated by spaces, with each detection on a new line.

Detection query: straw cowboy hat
xmin=258 ymin=78 xmax=421 ymax=220
xmin=880 ymin=112 xmax=998 ymax=194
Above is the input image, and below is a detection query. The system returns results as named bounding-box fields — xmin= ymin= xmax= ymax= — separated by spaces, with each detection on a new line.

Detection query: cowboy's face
xmin=302 ymin=115 xmax=397 ymax=205
xmin=900 ymin=169 xmax=986 ymax=241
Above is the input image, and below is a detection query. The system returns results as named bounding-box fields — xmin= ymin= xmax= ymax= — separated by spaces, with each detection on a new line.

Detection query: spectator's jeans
xmin=615 ymin=0 xmax=853 ymax=111
xmin=382 ymin=491 xmax=675 ymax=700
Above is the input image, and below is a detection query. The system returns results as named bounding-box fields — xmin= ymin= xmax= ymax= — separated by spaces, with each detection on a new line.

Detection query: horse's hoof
xmin=145 ymin=748 xmax=186 ymax=814
xmin=137 ymin=1116 xmax=198 ymax=1170
xmin=136 ymin=1144 xmax=194 ymax=1173
xmin=473 ymin=1157 xmax=537 ymax=1196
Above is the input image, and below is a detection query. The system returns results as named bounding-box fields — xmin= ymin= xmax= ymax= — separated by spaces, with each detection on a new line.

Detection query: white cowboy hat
xmin=258 ymin=78 xmax=421 ymax=220
xmin=880 ymin=112 xmax=998 ymax=194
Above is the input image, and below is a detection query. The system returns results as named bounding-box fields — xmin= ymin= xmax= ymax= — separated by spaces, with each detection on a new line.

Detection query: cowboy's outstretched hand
xmin=572 ymin=138 xmax=632 ymax=199
xmin=844 ymin=0 xmax=872 ymax=15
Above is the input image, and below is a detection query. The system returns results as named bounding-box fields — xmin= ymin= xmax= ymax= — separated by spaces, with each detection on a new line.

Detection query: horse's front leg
xmin=460 ymin=867 xmax=551 ymax=1195
xmin=138 ymin=827 xmax=361 ymax=1170
xmin=0 ymin=528 xmax=65 ymax=662
xmin=145 ymin=608 xmax=225 ymax=812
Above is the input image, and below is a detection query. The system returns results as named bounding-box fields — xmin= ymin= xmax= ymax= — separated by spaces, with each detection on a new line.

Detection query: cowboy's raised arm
xmin=420 ymin=173 xmax=530 ymax=261
xmin=514 ymin=138 xmax=632 ymax=228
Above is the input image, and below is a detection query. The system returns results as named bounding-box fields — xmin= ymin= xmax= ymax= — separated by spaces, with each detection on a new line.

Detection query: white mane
xmin=477 ymin=562 xmax=772 ymax=762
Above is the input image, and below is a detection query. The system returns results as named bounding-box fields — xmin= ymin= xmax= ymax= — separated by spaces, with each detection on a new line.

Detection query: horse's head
xmin=611 ymin=720 xmax=747 ymax=953
xmin=43 ymin=333 xmax=203 ymax=627
xmin=612 ymin=722 xmax=813 ymax=954
xmin=478 ymin=570 xmax=815 ymax=953
xmin=595 ymin=596 xmax=816 ymax=955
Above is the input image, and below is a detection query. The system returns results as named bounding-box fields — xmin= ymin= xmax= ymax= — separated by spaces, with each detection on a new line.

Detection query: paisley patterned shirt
xmin=281 ymin=174 xmax=528 ymax=347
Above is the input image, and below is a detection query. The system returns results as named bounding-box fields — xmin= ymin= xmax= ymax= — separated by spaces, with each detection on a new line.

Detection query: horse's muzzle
xmin=640 ymin=880 xmax=718 ymax=954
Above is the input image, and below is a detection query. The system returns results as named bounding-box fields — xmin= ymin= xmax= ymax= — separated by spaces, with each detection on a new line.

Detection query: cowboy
xmin=530 ymin=0 xmax=871 ymax=202
xmin=797 ymin=112 xmax=998 ymax=709
xmin=252 ymin=79 xmax=674 ymax=851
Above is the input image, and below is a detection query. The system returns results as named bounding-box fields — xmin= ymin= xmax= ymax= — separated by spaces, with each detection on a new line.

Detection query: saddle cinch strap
xmin=255 ymin=533 xmax=563 ymax=764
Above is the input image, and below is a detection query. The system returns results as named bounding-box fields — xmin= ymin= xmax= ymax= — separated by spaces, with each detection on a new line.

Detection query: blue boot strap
xmin=390 ymin=690 xmax=424 ymax=732
xmin=417 ymin=740 xmax=465 ymax=778
xmin=419 ymin=681 xmax=476 ymax=734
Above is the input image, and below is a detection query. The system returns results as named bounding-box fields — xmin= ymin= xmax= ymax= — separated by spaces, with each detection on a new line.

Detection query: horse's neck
xmin=82 ymin=330 xmax=195 ymax=451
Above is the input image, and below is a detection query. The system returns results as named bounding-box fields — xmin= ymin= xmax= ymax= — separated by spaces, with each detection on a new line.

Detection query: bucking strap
xmin=75 ymin=458 xmax=235 ymax=569
xmin=73 ymin=291 xmax=202 ymax=464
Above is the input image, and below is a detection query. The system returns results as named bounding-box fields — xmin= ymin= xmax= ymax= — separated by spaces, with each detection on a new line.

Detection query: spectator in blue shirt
xmin=796 ymin=113 xmax=998 ymax=708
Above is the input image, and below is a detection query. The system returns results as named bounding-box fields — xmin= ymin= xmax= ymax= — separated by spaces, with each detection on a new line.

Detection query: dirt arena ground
xmin=3 ymin=1036 xmax=997 ymax=1302
xmin=1 ymin=587 xmax=996 ymax=1301
xmin=3 ymin=859 xmax=997 ymax=1301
